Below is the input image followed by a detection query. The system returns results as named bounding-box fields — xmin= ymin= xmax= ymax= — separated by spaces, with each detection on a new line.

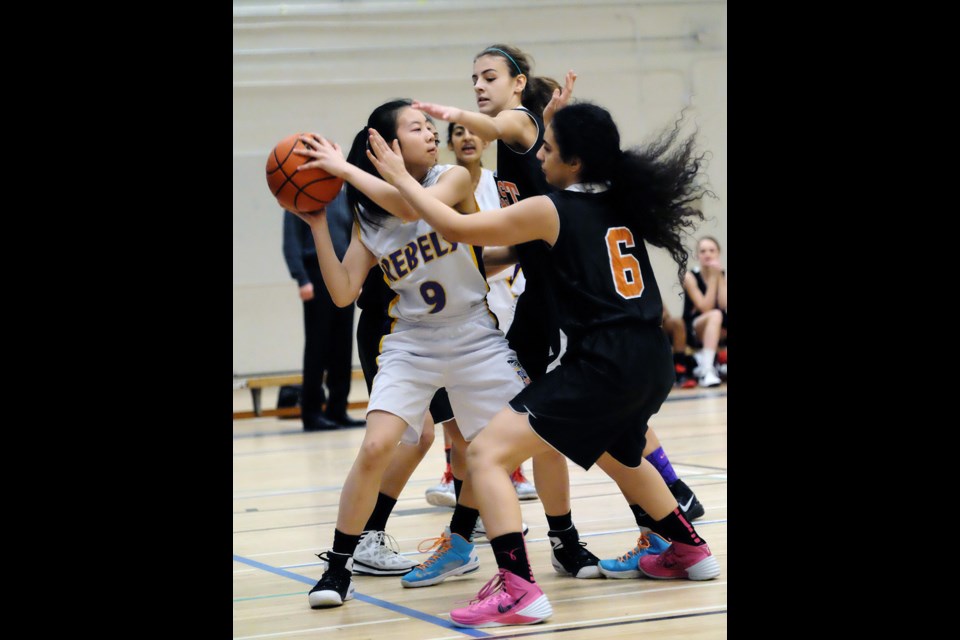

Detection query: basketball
xmin=265 ymin=133 xmax=344 ymax=214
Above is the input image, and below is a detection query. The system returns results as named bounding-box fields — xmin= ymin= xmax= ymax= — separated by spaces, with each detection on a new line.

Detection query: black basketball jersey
xmin=681 ymin=267 xmax=725 ymax=322
xmin=681 ymin=269 xmax=705 ymax=322
xmin=356 ymin=262 xmax=399 ymax=317
xmin=495 ymin=107 xmax=560 ymax=377
xmin=494 ymin=107 xmax=555 ymax=284
xmin=544 ymin=189 xmax=663 ymax=339
xmin=495 ymin=107 xmax=551 ymax=206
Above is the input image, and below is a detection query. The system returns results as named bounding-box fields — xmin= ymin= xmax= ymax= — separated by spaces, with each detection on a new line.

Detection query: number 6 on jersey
xmin=605 ymin=227 xmax=644 ymax=299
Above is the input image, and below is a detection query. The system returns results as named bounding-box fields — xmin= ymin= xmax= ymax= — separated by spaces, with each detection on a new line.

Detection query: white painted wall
xmin=233 ymin=0 xmax=727 ymax=374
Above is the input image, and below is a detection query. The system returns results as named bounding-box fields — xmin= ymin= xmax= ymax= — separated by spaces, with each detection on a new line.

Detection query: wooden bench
xmin=233 ymin=370 xmax=368 ymax=420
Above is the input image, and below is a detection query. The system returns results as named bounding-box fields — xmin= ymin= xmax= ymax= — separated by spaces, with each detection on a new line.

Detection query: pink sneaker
xmin=449 ymin=569 xmax=553 ymax=628
xmin=638 ymin=541 xmax=720 ymax=580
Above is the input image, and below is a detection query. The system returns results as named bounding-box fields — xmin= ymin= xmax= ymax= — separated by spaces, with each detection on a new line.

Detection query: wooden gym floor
xmin=233 ymin=382 xmax=727 ymax=639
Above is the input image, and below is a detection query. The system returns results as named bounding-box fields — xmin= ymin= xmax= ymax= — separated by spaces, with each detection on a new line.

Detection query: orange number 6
xmin=605 ymin=227 xmax=644 ymax=299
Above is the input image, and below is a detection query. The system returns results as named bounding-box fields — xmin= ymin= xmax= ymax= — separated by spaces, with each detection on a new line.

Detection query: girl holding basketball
xmin=292 ymin=99 xmax=529 ymax=609
xmin=368 ymin=100 xmax=720 ymax=629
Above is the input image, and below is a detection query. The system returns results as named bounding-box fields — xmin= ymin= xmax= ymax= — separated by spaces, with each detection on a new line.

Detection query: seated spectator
xmin=682 ymin=236 xmax=727 ymax=387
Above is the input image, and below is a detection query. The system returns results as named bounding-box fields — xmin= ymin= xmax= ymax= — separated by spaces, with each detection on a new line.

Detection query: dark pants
xmin=301 ymin=260 xmax=355 ymax=421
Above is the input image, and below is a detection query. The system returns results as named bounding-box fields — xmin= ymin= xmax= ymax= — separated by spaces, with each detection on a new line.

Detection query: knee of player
xmin=417 ymin=426 xmax=436 ymax=451
xmin=464 ymin=438 xmax=501 ymax=472
xmin=356 ymin=437 xmax=398 ymax=469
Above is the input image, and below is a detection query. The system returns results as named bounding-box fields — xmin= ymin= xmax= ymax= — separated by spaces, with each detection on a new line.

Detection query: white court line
xmin=233 ymin=616 xmax=407 ymax=639
xmin=419 ymin=604 xmax=728 ymax=640
xmin=550 ymin=579 xmax=728 ymax=603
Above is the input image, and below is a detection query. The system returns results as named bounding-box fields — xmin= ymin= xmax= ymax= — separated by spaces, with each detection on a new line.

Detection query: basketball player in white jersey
xmin=291 ymin=99 xmax=528 ymax=609
xmin=424 ymin=122 xmax=537 ymax=509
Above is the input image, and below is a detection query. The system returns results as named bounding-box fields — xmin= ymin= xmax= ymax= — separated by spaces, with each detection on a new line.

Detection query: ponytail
xmin=344 ymin=98 xmax=412 ymax=228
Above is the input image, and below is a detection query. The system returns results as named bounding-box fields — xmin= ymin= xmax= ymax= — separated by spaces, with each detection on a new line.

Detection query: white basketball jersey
xmin=358 ymin=164 xmax=490 ymax=325
xmin=475 ymin=168 xmax=500 ymax=212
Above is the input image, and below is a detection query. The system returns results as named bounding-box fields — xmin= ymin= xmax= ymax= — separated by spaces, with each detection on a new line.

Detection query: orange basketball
xmin=265 ymin=133 xmax=344 ymax=214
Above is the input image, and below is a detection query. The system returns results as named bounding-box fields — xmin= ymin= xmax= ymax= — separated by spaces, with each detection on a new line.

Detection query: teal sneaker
xmin=598 ymin=532 xmax=671 ymax=579
xmin=400 ymin=527 xmax=480 ymax=588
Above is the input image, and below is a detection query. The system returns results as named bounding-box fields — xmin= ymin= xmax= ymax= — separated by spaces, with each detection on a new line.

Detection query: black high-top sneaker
xmin=668 ymin=479 xmax=705 ymax=521
xmin=548 ymin=528 xmax=601 ymax=579
xmin=308 ymin=553 xmax=356 ymax=608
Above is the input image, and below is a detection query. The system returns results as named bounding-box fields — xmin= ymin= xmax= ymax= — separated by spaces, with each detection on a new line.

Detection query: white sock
xmin=701 ymin=349 xmax=716 ymax=371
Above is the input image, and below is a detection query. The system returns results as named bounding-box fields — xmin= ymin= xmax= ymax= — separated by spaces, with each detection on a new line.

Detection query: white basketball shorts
xmin=367 ymin=312 xmax=528 ymax=444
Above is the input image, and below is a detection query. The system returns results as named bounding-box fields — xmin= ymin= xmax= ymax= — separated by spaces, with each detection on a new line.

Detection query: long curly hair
xmin=550 ymin=102 xmax=715 ymax=283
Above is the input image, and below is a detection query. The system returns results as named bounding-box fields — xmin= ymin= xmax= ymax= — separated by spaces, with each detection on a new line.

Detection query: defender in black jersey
xmin=369 ymin=100 xmax=720 ymax=628
xmin=414 ymin=46 xmax=603 ymax=585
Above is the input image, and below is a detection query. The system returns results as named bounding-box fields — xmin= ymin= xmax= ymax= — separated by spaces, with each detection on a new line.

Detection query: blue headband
xmin=483 ymin=48 xmax=523 ymax=76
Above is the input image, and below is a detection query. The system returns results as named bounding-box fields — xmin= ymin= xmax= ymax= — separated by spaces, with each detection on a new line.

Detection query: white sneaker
xmin=510 ymin=467 xmax=538 ymax=500
xmin=472 ymin=517 xmax=529 ymax=541
xmin=351 ymin=530 xmax=417 ymax=576
xmin=512 ymin=477 xmax=538 ymax=500
xmin=425 ymin=472 xmax=457 ymax=508
xmin=698 ymin=366 xmax=721 ymax=388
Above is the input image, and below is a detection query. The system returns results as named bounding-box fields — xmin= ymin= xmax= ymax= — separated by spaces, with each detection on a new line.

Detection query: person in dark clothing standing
xmin=282 ymin=185 xmax=366 ymax=431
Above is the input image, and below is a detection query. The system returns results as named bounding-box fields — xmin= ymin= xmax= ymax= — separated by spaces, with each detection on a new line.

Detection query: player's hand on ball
xmin=412 ymin=101 xmax=462 ymax=123
xmin=290 ymin=207 xmax=326 ymax=227
xmin=294 ymin=134 xmax=349 ymax=178
xmin=366 ymin=129 xmax=409 ymax=186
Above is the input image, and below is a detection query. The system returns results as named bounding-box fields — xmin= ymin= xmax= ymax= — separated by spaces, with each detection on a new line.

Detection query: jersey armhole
xmin=501 ymin=108 xmax=540 ymax=155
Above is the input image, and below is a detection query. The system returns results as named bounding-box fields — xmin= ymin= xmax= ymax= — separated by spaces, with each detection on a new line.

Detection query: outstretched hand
xmin=293 ymin=133 xmax=349 ymax=177
xmin=412 ymin=101 xmax=463 ymax=123
xmin=366 ymin=128 xmax=409 ymax=186
xmin=543 ymin=70 xmax=577 ymax=127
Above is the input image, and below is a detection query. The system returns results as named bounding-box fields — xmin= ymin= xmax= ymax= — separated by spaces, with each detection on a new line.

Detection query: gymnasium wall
xmin=233 ymin=0 xmax=727 ymax=374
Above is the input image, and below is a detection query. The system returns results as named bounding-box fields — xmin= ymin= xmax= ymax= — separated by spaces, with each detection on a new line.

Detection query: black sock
xmin=630 ymin=504 xmax=655 ymax=528
xmin=546 ymin=511 xmax=574 ymax=535
xmin=490 ymin=532 xmax=534 ymax=582
xmin=328 ymin=529 xmax=362 ymax=571
xmin=449 ymin=503 xmax=480 ymax=542
xmin=650 ymin=508 xmax=705 ymax=546
xmin=453 ymin=477 xmax=464 ymax=503
xmin=363 ymin=492 xmax=397 ymax=533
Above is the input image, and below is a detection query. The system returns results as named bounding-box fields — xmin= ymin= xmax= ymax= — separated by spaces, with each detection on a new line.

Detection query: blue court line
xmin=233 ymin=554 xmax=492 ymax=638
